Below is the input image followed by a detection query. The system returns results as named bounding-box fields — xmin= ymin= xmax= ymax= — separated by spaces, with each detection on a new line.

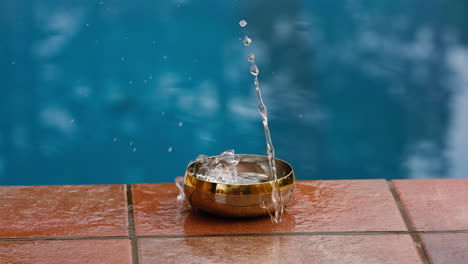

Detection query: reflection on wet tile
xmin=0 ymin=185 xmax=128 ymax=238
xmin=421 ymin=233 xmax=468 ymax=264
xmin=393 ymin=179 xmax=468 ymax=230
xmin=138 ymin=235 xmax=422 ymax=264
xmin=132 ymin=180 xmax=406 ymax=236
xmin=0 ymin=239 xmax=132 ymax=264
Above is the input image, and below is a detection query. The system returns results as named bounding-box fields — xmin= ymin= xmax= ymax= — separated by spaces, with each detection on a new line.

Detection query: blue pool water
xmin=1 ymin=0 xmax=468 ymax=185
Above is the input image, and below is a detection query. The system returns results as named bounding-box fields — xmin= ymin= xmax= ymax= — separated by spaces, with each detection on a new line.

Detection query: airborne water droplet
xmin=250 ymin=64 xmax=259 ymax=76
xmin=248 ymin=53 xmax=255 ymax=63
xmin=168 ymin=146 xmax=173 ymax=152
xmin=243 ymin=36 xmax=252 ymax=46
xmin=179 ymin=122 xmax=183 ymax=127
xmin=239 ymin=20 xmax=247 ymax=27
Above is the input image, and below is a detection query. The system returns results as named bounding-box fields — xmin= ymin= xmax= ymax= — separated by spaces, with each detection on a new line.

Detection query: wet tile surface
xmin=138 ymin=235 xmax=422 ymax=264
xmin=421 ymin=233 xmax=468 ymax=264
xmin=393 ymin=179 xmax=468 ymax=231
xmin=0 ymin=239 xmax=132 ymax=264
xmin=0 ymin=185 xmax=128 ymax=238
xmin=132 ymin=180 xmax=406 ymax=235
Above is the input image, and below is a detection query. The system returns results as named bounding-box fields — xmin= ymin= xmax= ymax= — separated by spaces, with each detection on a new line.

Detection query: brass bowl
xmin=184 ymin=154 xmax=295 ymax=218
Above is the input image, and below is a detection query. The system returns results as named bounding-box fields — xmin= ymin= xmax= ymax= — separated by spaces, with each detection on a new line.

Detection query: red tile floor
xmin=1 ymin=179 xmax=467 ymax=263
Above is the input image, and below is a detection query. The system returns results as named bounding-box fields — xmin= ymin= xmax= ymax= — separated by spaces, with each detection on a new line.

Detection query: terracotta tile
xmin=0 ymin=239 xmax=132 ymax=264
xmin=132 ymin=180 xmax=406 ymax=235
xmin=138 ymin=235 xmax=422 ymax=264
xmin=393 ymin=179 xmax=468 ymax=231
xmin=421 ymin=233 xmax=468 ymax=264
xmin=0 ymin=185 xmax=128 ymax=238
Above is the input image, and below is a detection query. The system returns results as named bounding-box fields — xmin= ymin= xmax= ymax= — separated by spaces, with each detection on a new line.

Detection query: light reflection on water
xmin=1 ymin=0 xmax=467 ymax=185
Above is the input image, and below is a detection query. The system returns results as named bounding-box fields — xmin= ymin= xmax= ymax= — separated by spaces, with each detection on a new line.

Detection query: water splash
xmin=193 ymin=150 xmax=270 ymax=184
xmin=175 ymin=176 xmax=191 ymax=210
xmin=175 ymin=176 xmax=185 ymax=202
xmin=241 ymin=23 xmax=284 ymax=223
xmin=195 ymin=150 xmax=240 ymax=184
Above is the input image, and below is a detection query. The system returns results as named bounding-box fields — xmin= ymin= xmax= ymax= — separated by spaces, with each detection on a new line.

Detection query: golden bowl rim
xmin=184 ymin=154 xmax=295 ymax=196
xmin=185 ymin=154 xmax=294 ymax=185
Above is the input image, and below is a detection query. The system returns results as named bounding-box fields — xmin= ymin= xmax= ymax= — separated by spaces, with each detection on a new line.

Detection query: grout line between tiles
xmin=1 ymin=230 xmax=467 ymax=242
xmin=387 ymin=181 xmax=431 ymax=264
xmin=114 ymin=230 xmax=468 ymax=239
xmin=0 ymin=236 xmax=130 ymax=241
xmin=126 ymin=184 xmax=140 ymax=264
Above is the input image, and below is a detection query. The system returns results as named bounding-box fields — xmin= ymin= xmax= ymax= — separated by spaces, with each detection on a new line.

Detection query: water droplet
xmin=163 ymin=56 xmax=167 ymax=60
xmin=243 ymin=36 xmax=252 ymax=46
xmin=250 ymin=64 xmax=259 ymax=76
xmin=152 ymin=41 xmax=156 ymax=45
xmin=85 ymin=23 xmax=90 ymax=27
xmin=129 ymin=81 xmax=133 ymax=85
xmin=121 ymin=57 xmax=125 ymax=61
xmin=99 ymin=1 xmax=103 ymax=5
xmin=248 ymin=53 xmax=255 ymax=63
xmin=168 ymin=147 xmax=173 ymax=152
xmin=133 ymin=147 xmax=137 ymax=152
xmin=161 ymin=112 xmax=166 ymax=116
xmin=149 ymin=75 xmax=153 ymax=79
xmin=70 ymin=119 xmax=75 ymax=124
xmin=144 ymin=79 xmax=148 ymax=83
xmin=179 ymin=122 xmax=183 ymax=127
xmin=130 ymin=141 xmax=133 ymax=146
xmin=188 ymin=76 xmax=192 ymax=81
xmin=113 ymin=137 xmax=118 ymax=142
xmin=299 ymin=114 xmax=303 ymax=118
xmin=239 ymin=20 xmax=247 ymax=27
xmin=10 ymin=61 xmax=16 ymax=65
